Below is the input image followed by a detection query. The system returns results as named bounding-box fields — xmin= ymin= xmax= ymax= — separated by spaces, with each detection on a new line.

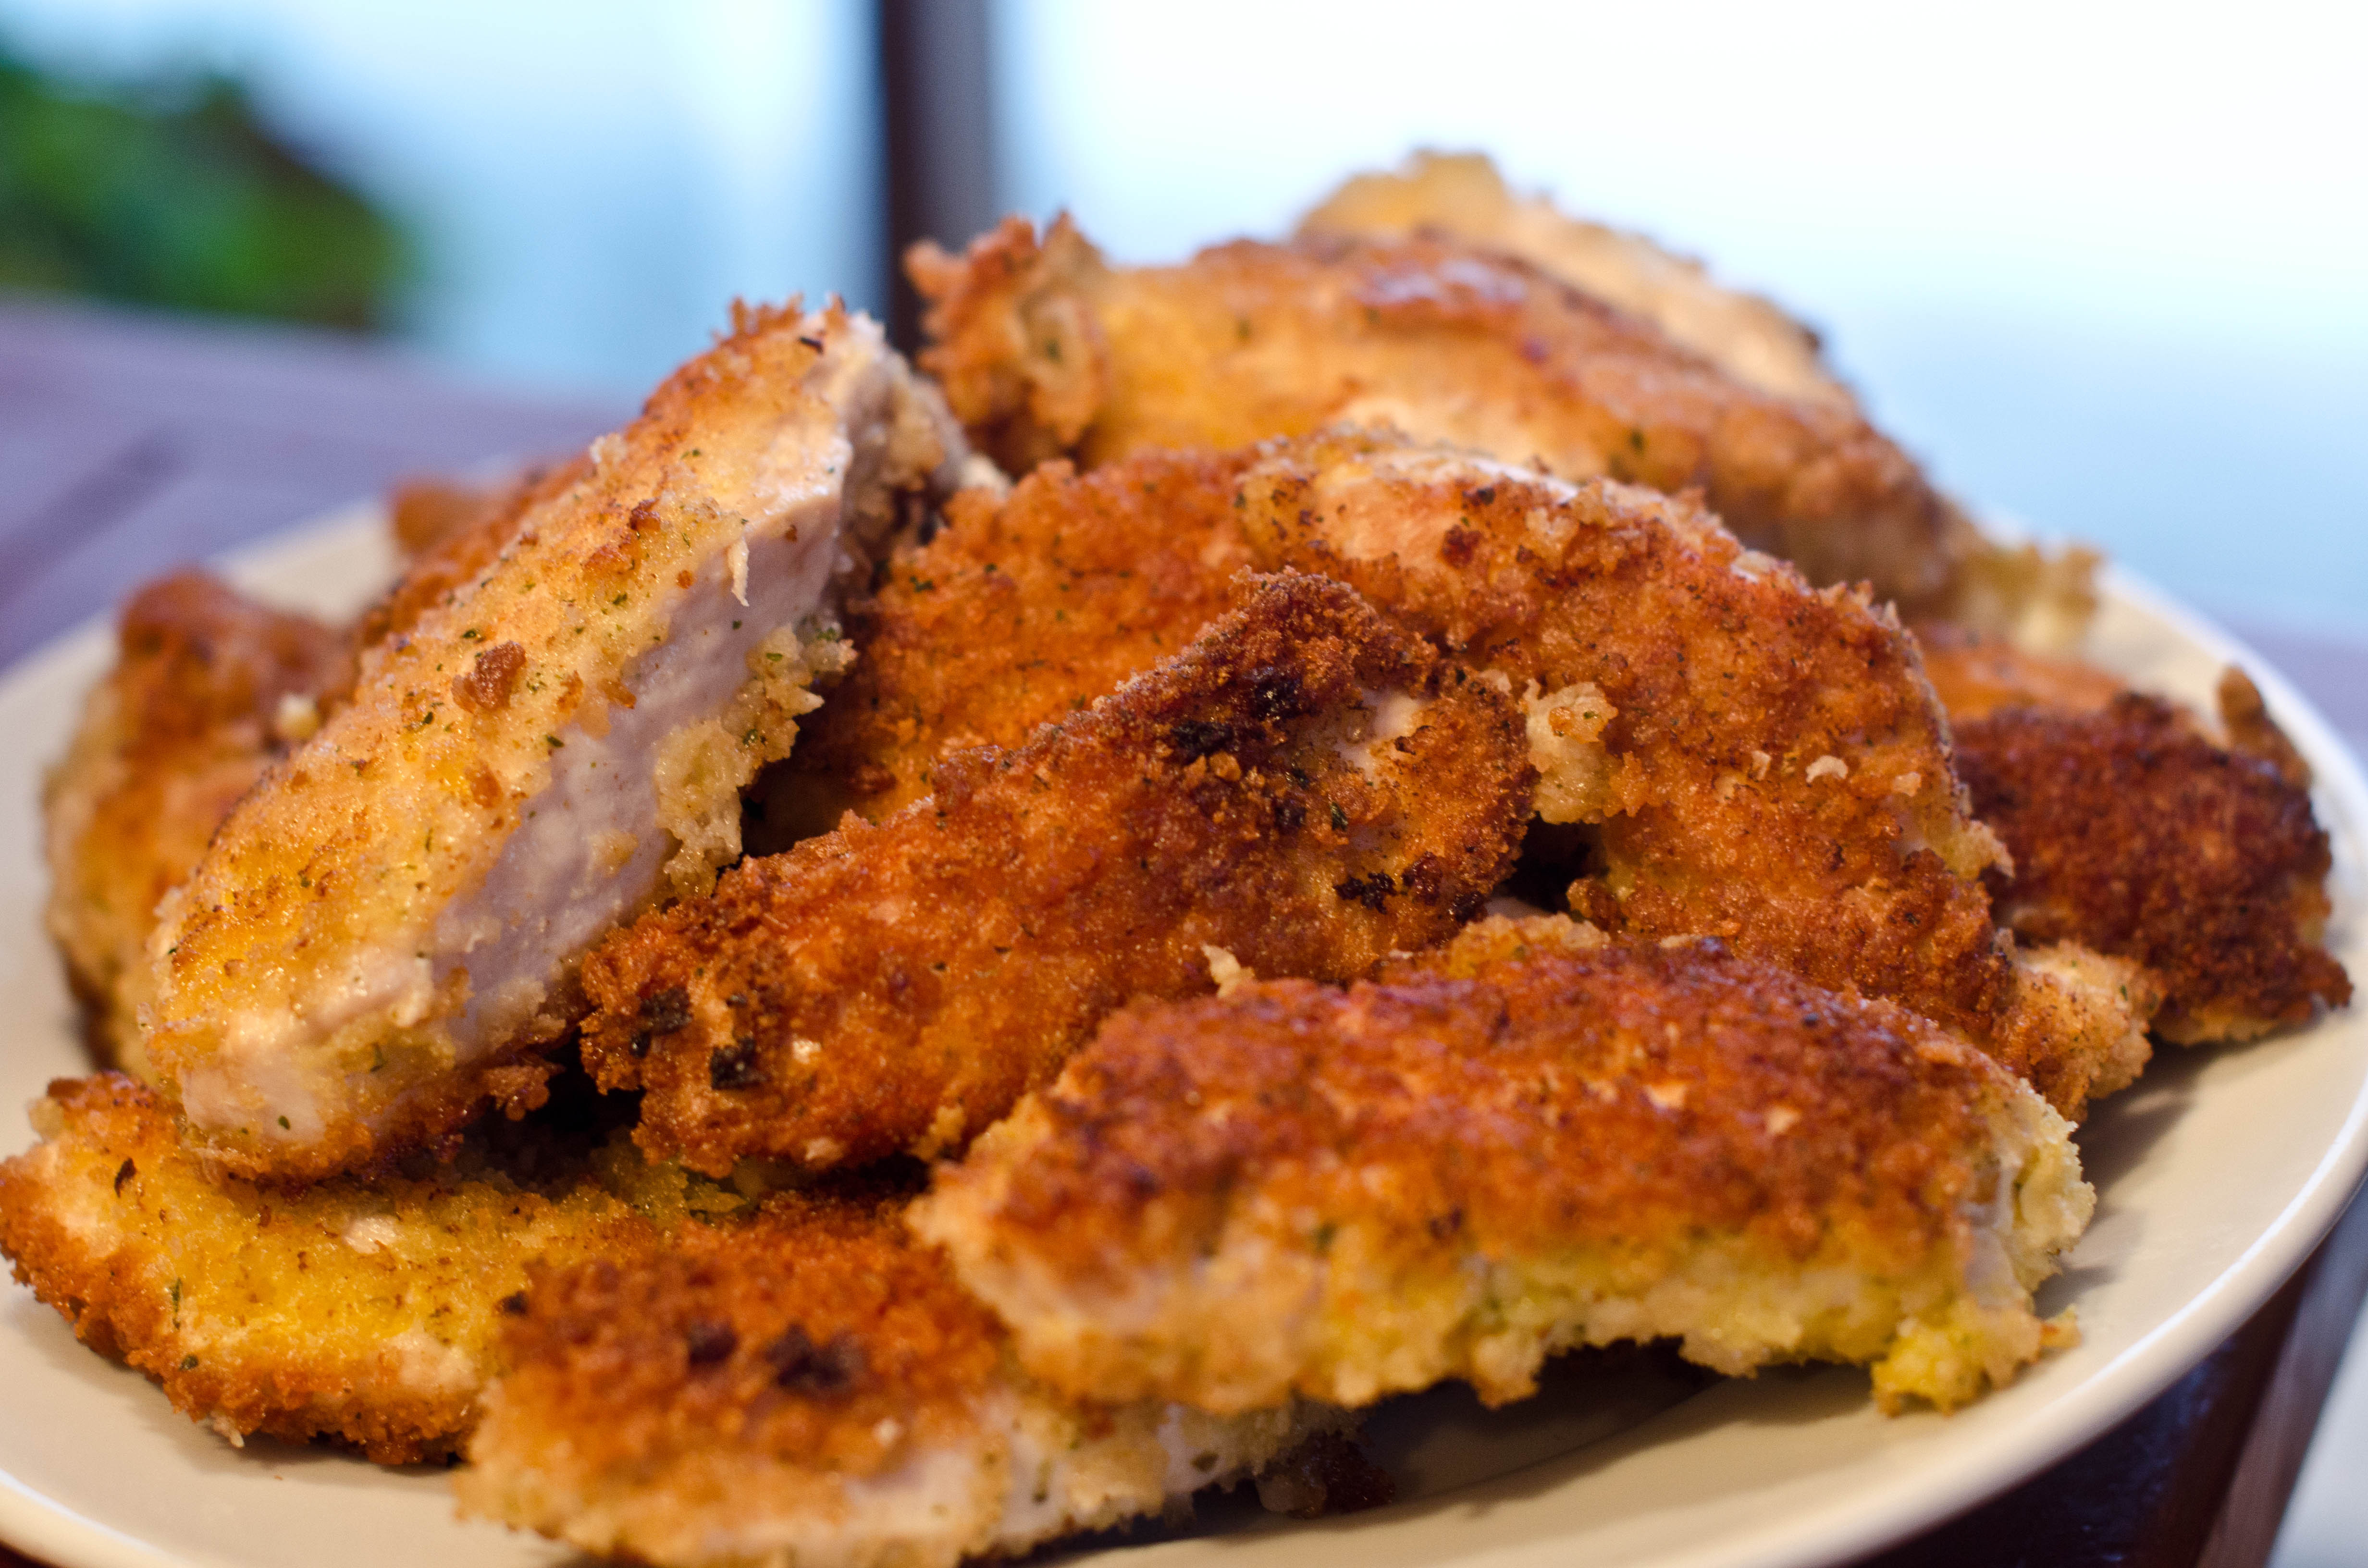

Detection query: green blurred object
xmin=0 ymin=48 xmax=407 ymax=331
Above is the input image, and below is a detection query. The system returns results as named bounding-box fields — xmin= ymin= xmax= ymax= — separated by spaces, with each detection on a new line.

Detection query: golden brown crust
xmin=363 ymin=456 xmax=591 ymax=654
xmin=1297 ymin=150 xmax=1852 ymax=411
xmin=1230 ymin=433 xmax=2031 ymax=1054
xmin=485 ymin=1191 xmax=999 ymax=1484
xmin=959 ymin=945 xmax=1998 ymax=1282
xmin=0 ymin=1074 xmax=654 ymax=1462
xmin=918 ymin=931 xmax=2086 ymax=1414
xmin=43 ymin=573 xmax=350 ymax=1070
xmin=148 ymin=302 xmax=953 ymax=1182
xmin=583 ymin=572 xmax=1534 ymax=1175
xmin=792 ymin=451 xmax=1253 ymax=822
xmin=792 ymin=430 xmax=2127 ymax=1117
xmin=913 ymin=216 xmax=1960 ymax=612
xmin=1954 ymin=695 xmax=2350 ymax=1042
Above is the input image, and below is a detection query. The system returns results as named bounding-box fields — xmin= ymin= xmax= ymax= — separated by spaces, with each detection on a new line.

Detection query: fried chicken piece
xmin=1920 ymin=627 xmax=2348 ymax=1041
xmin=43 ymin=573 xmax=352 ymax=1077
xmin=582 ymin=572 xmax=1533 ymax=1176
xmin=145 ymin=303 xmax=965 ymax=1182
xmin=915 ymin=916 xmax=2092 ymax=1419
xmin=912 ymin=215 xmax=1963 ymax=613
xmin=0 ymin=1072 xmax=663 ymax=1461
xmin=458 ymin=1190 xmax=1343 ymax=1568
xmin=1295 ymin=153 xmax=2101 ymax=646
xmin=798 ymin=431 xmax=2146 ymax=1117
xmin=1300 ymin=150 xmax=1851 ymax=410
xmin=1955 ymin=694 xmax=2348 ymax=1043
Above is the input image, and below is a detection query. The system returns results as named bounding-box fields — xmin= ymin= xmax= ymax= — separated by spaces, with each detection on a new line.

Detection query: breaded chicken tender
xmin=44 ymin=573 xmax=351 ymax=1076
xmin=459 ymin=1191 xmax=1342 ymax=1568
xmin=0 ymin=1073 xmax=657 ymax=1461
xmin=582 ymin=573 xmax=1533 ymax=1176
xmin=911 ymin=215 xmax=1962 ymax=612
xmin=915 ymin=917 xmax=2092 ymax=1418
xmin=146 ymin=303 xmax=966 ymax=1182
xmin=797 ymin=431 xmax=2147 ymax=1116
xmin=1300 ymin=151 xmax=1851 ymax=410
xmin=1955 ymin=694 xmax=2349 ymax=1043
xmin=1920 ymin=628 xmax=2349 ymax=1041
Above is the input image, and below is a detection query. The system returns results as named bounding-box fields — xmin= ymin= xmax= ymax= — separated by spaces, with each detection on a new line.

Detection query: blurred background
xmin=0 ymin=3 xmax=2364 ymax=1564
xmin=2 ymin=0 xmax=2360 ymax=635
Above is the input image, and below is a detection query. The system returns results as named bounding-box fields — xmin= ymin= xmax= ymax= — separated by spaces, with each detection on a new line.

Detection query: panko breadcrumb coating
xmin=912 ymin=214 xmax=1962 ymax=613
xmin=1956 ymin=694 xmax=2349 ymax=1043
xmin=0 ymin=1073 xmax=660 ymax=1462
xmin=582 ymin=572 xmax=1533 ymax=1175
xmin=1293 ymin=153 xmax=2099 ymax=644
xmin=44 ymin=573 xmax=351 ymax=1076
xmin=146 ymin=303 xmax=965 ymax=1183
xmin=786 ymin=449 xmax=1252 ymax=822
xmin=1299 ymin=150 xmax=1851 ymax=410
xmin=459 ymin=1191 xmax=1343 ymax=1568
xmin=1921 ymin=627 xmax=2349 ymax=1043
xmin=798 ymin=430 xmax=2148 ymax=1117
xmin=915 ymin=916 xmax=2092 ymax=1418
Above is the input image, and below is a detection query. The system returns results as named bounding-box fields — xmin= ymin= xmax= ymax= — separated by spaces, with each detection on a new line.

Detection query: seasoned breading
xmin=0 ymin=1073 xmax=661 ymax=1462
xmin=798 ymin=431 xmax=2146 ymax=1117
xmin=581 ymin=572 xmax=1534 ymax=1176
xmin=911 ymin=215 xmax=1962 ymax=612
xmin=788 ymin=450 xmax=1252 ymax=821
xmin=146 ymin=303 xmax=965 ymax=1182
xmin=1299 ymin=151 xmax=1852 ymax=410
xmin=1292 ymin=155 xmax=2098 ymax=645
xmin=43 ymin=573 xmax=351 ymax=1076
xmin=914 ymin=918 xmax=2093 ymax=1418
xmin=365 ymin=455 xmax=591 ymax=653
xmin=1955 ymin=694 xmax=2349 ymax=1043
xmin=459 ymin=1192 xmax=1341 ymax=1568
xmin=1920 ymin=626 xmax=2349 ymax=1042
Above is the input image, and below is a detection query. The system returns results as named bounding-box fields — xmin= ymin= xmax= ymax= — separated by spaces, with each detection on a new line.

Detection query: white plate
xmin=1 ymin=514 xmax=2363 ymax=1568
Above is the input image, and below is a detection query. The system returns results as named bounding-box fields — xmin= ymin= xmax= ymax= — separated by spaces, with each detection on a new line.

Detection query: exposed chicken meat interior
xmin=145 ymin=302 xmax=967 ymax=1180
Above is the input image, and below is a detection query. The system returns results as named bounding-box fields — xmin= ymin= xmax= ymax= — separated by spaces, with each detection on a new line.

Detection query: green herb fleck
xmin=1329 ymin=801 xmax=1348 ymax=830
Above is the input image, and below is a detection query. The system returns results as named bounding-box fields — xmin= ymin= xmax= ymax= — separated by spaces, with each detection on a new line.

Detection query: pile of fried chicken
xmin=3 ymin=153 xmax=2349 ymax=1568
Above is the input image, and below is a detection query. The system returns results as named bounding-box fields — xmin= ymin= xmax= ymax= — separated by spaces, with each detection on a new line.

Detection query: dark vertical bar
xmin=877 ymin=0 xmax=997 ymax=351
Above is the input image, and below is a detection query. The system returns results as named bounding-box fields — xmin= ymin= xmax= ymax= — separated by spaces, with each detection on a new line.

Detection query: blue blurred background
xmin=1 ymin=0 xmax=2361 ymax=635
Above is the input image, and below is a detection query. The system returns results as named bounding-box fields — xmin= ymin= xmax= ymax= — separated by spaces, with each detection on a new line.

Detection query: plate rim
xmin=0 ymin=523 xmax=2362 ymax=1568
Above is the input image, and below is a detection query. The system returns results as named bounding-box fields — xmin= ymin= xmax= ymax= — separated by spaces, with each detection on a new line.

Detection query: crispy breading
xmin=917 ymin=918 xmax=2091 ymax=1418
xmin=1293 ymin=155 xmax=2101 ymax=646
xmin=1954 ymin=694 xmax=2349 ymax=1043
xmin=0 ymin=1073 xmax=662 ymax=1462
xmin=582 ymin=572 xmax=1534 ymax=1176
xmin=789 ymin=450 xmax=1252 ymax=822
xmin=798 ymin=431 xmax=2146 ymax=1117
xmin=146 ymin=303 xmax=963 ymax=1183
xmin=43 ymin=573 xmax=351 ymax=1076
xmin=458 ymin=1191 xmax=1340 ymax=1568
xmin=365 ymin=456 xmax=591 ymax=653
xmin=911 ymin=215 xmax=1963 ymax=612
xmin=1299 ymin=151 xmax=1851 ymax=410
xmin=1919 ymin=626 xmax=2348 ymax=1042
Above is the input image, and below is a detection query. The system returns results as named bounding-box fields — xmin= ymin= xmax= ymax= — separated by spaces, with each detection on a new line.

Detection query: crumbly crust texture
xmin=918 ymin=925 xmax=2090 ymax=1416
xmin=583 ymin=572 xmax=1534 ymax=1175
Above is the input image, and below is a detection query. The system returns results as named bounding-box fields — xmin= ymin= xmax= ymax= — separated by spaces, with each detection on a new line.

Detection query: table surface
xmin=1 ymin=290 xmax=2364 ymax=1568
